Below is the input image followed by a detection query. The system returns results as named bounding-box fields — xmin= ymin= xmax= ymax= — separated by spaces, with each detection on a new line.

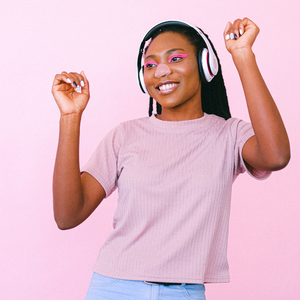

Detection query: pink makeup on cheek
xmin=144 ymin=61 xmax=158 ymax=68
xmin=168 ymin=53 xmax=188 ymax=63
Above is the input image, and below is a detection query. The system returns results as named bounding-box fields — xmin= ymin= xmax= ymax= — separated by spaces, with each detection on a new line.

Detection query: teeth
xmin=159 ymin=83 xmax=177 ymax=91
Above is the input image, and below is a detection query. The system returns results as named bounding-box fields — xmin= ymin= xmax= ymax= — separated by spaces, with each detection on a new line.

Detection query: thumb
xmin=81 ymin=70 xmax=87 ymax=81
xmin=80 ymin=70 xmax=89 ymax=90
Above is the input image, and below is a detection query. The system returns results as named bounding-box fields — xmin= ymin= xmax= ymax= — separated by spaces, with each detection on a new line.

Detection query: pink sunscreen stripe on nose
xmin=144 ymin=61 xmax=158 ymax=68
xmin=168 ymin=53 xmax=188 ymax=63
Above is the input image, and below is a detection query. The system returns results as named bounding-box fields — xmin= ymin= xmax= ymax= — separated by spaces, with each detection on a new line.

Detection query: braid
xmin=156 ymin=102 xmax=162 ymax=115
xmin=148 ymin=97 xmax=153 ymax=117
xmin=148 ymin=97 xmax=162 ymax=116
xmin=201 ymin=33 xmax=231 ymax=120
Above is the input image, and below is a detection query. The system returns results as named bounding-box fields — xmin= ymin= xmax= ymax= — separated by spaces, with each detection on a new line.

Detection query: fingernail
xmin=230 ymin=33 xmax=234 ymax=40
xmin=225 ymin=34 xmax=230 ymax=40
xmin=80 ymin=80 xmax=85 ymax=87
xmin=73 ymin=81 xmax=77 ymax=87
xmin=75 ymin=85 xmax=81 ymax=93
xmin=234 ymin=34 xmax=237 ymax=40
xmin=239 ymin=29 xmax=243 ymax=36
xmin=66 ymin=78 xmax=72 ymax=83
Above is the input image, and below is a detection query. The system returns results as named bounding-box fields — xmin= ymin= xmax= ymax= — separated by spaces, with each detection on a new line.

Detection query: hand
xmin=223 ymin=18 xmax=260 ymax=55
xmin=52 ymin=71 xmax=90 ymax=116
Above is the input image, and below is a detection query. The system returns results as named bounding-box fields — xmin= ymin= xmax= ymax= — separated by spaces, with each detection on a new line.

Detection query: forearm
xmin=53 ymin=113 xmax=84 ymax=229
xmin=233 ymin=49 xmax=290 ymax=168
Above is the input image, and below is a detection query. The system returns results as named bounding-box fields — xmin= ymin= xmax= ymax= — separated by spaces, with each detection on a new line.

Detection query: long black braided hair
xmin=144 ymin=25 xmax=231 ymax=120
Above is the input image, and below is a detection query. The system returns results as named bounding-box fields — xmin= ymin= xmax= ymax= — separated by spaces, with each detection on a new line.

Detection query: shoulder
xmin=106 ymin=117 xmax=151 ymax=146
xmin=203 ymin=113 xmax=249 ymax=133
xmin=210 ymin=114 xmax=253 ymax=139
xmin=108 ymin=117 xmax=150 ymax=135
xmin=119 ymin=116 xmax=150 ymax=128
xmin=203 ymin=114 xmax=255 ymax=149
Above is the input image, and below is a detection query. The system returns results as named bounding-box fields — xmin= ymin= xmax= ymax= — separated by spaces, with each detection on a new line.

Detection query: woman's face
xmin=143 ymin=31 xmax=202 ymax=119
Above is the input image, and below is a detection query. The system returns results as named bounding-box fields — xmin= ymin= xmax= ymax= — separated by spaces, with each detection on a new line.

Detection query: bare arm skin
xmin=52 ymin=71 xmax=106 ymax=230
xmin=224 ymin=18 xmax=290 ymax=171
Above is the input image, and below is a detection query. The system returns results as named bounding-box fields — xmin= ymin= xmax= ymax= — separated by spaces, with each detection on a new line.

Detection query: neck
xmin=156 ymin=101 xmax=204 ymax=122
xmin=156 ymin=110 xmax=204 ymax=121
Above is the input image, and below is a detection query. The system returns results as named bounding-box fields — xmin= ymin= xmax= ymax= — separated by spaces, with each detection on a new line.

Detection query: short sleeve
xmin=81 ymin=125 xmax=124 ymax=198
xmin=231 ymin=118 xmax=271 ymax=180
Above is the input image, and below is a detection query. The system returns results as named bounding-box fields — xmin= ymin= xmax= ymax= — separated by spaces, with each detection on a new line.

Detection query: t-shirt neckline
xmin=148 ymin=113 xmax=214 ymax=132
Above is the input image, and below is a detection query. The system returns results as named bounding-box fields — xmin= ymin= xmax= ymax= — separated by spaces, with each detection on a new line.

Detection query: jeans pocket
xmin=181 ymin=284 xmax=206 ymax=300
xmin=89 ymin=272 xmax=120 ymax=287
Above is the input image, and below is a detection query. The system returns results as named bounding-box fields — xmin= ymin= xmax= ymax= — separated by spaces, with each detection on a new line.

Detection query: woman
xmin=52 ymin=18 xmax=290 ymax=300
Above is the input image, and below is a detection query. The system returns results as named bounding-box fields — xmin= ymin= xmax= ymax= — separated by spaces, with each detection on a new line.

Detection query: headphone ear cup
xmin=138 ymin=67 xmax=149 ymax=94
xmin=198 ymin=49 xmax=206 ymax=83
xmin=199 ymin=48 xmax=214 ymax=83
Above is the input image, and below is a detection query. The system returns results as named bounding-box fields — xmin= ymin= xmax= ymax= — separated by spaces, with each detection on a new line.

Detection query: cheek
xmin=143 ymin=72 xmax=157 ymax=98
xmin=143 ymin=71 xmax=154 ymax=89
xmin=183 ymin=64 xmax=200 ymax=84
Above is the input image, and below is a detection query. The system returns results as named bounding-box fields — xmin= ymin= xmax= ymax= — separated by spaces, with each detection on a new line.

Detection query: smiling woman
xmin=138 ymin=22 xmax=231 ymax=121
xmin=143 ymin=32 xmax=202 ymax=121
xmin=51 ymin=18 xmax=290 ymax=300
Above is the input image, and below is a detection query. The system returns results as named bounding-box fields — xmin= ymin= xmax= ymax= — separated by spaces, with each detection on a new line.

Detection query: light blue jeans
xmin=85 ymin=272 xmax=206 ymax=300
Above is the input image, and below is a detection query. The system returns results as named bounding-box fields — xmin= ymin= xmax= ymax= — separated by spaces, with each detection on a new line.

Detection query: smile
xmin=156 ymin=82 xmax=179 ymax=94
xmin=159 ymin=83 xmax=178 ymax=91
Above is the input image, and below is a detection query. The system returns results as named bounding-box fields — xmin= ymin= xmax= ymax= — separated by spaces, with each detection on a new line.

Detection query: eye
xmin=168 ymin=53 xmax=189 ymax=64
xmin=144 ymin=61 xmax=158 ymax=69
xmin=170 ymin=56 xmax=181 ymax=62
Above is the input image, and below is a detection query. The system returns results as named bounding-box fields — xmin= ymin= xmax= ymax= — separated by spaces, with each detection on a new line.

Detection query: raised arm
xmin=224 ymin=18 xmax=290 ymax=171
xmin=52 ymin=71 xmax=106 ymax=230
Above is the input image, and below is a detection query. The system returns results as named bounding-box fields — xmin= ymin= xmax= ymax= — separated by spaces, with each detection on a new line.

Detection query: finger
xmin=225 ymin=21 xmax=239 ymax=40
xmin=52 ymin=73 xmax=73 ymax=90
xmin=60 ymin=71 xmax=74 ymax=85
xmin=232 ymin=19 xmax=242 ymax=39
xmin=79 ymin=71 xmax=90 ymax=96
xmin=224 ymin=22 xmax=232 ymax=41
xmin=240 ymin=17 xmax=260 ymax=43
xmin=237 ymin=18 xmax=248 ymax=36
xmin=68 ymin=72 xmax=84 ymax=88
xmin=56 ymin=71 xmax=77 ymax=92
xmin=241 ymin=17 xmax=259 ymax=33
xmin=224 ymin=22 xmax=231 ymax=34
xmin=74 ymin=72 xmax=86 ymax=87
xmin=239 ymin=23 xmax=245 ymax=36
xmin=242 ymin=17 xmax=252 ymax=26
xmin=80 ymin=71 xmax=89 ymax=89
xmin=60 ymin=71 xmax=84 ymax=89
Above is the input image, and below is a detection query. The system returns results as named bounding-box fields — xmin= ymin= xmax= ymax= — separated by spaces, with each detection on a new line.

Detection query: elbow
xmin=276 ymin=152 xmax=291 ymax=170
xmin=55 ymin=220 xmax=78 ymax=231
xmin=56 ymin=222 xmax=73 ymax=231
xmin=55 ymin=219 xmax=72 ymax=231
xmin=53 ymin=197 xmax=84 ymax=230
xmin=54 ymin=214 xmax=79 ymax=230
xmin=272 ymin=138 xmax=291 ymax=170
xmin=276 ymin=146 xmax=291 ymax=170
xmin=266 ymin=150 xmax=291 ymax=171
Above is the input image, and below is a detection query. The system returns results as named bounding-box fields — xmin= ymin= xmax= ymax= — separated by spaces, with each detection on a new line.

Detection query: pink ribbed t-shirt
xmin=82 ymin=113 xmax=270 ymax=284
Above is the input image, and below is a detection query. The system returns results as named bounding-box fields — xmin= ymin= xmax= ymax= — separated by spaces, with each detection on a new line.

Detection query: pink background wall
xmin=1 ymin=0 xmax=299 ymax=299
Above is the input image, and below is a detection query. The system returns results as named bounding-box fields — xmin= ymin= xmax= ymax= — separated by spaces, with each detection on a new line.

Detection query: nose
xmin=155 ymin=63 xmax=171 ymax=78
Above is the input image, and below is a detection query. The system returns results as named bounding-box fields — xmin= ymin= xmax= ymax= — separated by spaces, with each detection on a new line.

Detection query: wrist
xmin=231 ymin=47 xmax=256 ymax=67
xmin=59 ymin=112 xmax=82 ymax=129
xmin=60 ymin=111 xmax=82 ymax=121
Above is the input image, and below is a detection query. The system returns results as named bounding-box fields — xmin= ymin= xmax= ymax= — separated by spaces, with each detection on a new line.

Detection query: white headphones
xmin=137 ymin=20 xmax=219 ymax=94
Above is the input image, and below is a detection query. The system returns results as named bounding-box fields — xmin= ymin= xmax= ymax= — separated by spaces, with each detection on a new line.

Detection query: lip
xmin=155 ymin=80 xmax=179 ymax=89
xmin=155 ymin=80 xmax=179 ymax=95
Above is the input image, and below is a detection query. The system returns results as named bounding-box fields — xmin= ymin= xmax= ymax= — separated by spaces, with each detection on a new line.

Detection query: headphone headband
xmin=137 ymin=20 xmax=219 ymax=94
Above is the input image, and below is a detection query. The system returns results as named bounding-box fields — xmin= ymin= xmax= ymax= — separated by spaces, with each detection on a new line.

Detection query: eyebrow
xmin=144 ymin=48 xmax=185 ymax=61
